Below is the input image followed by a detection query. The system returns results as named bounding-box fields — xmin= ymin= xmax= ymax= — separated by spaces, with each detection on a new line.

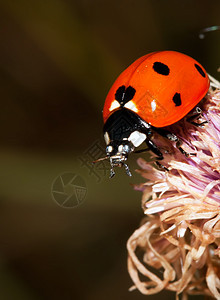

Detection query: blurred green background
xmin=0 ymin=1 xmax=219 ymax=299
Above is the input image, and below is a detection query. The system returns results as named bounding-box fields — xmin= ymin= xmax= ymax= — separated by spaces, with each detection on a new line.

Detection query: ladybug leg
xmin=154 ymin=128 xmax=196 ymax=158
xmin=145 ymin=139 xmax=169 ymax=171
xmin=123 ymin=163 xmax=132 ymax=177
xmin=186 ymin=107 xmax=208 ymax=127
xmin=176 ymin=139 xmax=196 ymax=157
xmin=155 ymin=161 xmax=169 ymax=171
xmin=145 ymin=139 xmax=164 ymax=160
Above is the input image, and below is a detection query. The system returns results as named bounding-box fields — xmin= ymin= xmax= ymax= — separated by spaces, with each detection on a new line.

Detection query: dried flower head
xmin=127 ymin=76 xmax=220 ymax=299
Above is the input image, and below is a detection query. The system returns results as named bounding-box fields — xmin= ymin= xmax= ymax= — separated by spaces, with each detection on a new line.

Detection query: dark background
xmin=0 ymin=1 xmax=219 ymax=299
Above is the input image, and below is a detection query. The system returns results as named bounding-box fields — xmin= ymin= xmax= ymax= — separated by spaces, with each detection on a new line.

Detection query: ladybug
xmin=100 ymin=51 xmax=210 ymax=177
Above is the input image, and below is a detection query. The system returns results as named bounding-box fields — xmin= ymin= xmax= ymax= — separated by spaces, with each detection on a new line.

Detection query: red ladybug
xmin=101 ymin=51 xmax=210 ymax=177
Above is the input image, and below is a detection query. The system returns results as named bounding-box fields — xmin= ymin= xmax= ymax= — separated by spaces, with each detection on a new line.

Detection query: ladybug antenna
xmin=93 ymin=156 xmax=117 ymax=178
xmin=93 ymin=156 xmax=132 ymax=178
xmin=92 ymin=156 xmax=109 ymax=164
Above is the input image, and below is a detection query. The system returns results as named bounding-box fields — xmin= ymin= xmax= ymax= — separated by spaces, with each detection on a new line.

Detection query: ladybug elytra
xmin=99 ymin=51 xmax=210 ymax=177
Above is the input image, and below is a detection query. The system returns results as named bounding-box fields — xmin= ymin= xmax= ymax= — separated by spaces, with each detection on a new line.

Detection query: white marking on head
xmin=128 ymin=131 xmax=146 ymax=147
xmin=118 ymin=145 xmax=123 ymax=152
xmin=109 ymin=100 xmax=120 ymax=112
xmin=151 ymin=99 xmax=157 ymax=112
xmin=124 ymin=100 xmax=138 ymax=112
xmin=106 ymin=145 xmax=113 ymax=153
xmin=104 ymin=132 xmax=110 ymax=145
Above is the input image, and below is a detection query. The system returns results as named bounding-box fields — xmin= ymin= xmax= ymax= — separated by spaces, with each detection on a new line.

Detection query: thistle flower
xmin=127 ymin=76 xmax=220 ymax=299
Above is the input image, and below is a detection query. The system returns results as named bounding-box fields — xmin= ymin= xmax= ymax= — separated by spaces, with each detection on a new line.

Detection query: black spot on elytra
xmin=172 ymin=92 xmax=181 ymax=106
xmin=153 ymin=61 xmax=170 ymax=75
xmin=124 ymin=86 xmax=136 ymax=102
xmin=115 ymin=85 xmax=126 ymax=102
xmin=115 ymin=85 xmax=136 ymax=105
xmin=194 ymin=63 xmax=206 ymax=78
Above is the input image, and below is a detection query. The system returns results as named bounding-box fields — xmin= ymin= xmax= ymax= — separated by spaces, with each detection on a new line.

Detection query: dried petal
xmin=127 ymin=81 xmax=220 ymax=299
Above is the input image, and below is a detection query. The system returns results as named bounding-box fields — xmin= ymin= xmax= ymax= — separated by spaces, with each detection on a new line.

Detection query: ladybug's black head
xmin=102 ymin=108 xmax=150 ymax=178
xmin=106 ymin=140 xmax=134 ymax=177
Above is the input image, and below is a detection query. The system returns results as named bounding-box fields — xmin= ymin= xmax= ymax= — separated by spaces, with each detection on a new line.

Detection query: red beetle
xmin=99 ymin=51 xmax=210 ymax=177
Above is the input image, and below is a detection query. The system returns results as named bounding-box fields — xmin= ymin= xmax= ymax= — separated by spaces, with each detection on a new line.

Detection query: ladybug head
xmin=92 ymin=140 xmax=134 ymax=178
xmin=106 ymin=140 xmax=134 ymax=178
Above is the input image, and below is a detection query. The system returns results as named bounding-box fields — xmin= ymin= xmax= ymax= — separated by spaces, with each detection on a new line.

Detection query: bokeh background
xmin=0 ymin=1 xmax=219 ymax=299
